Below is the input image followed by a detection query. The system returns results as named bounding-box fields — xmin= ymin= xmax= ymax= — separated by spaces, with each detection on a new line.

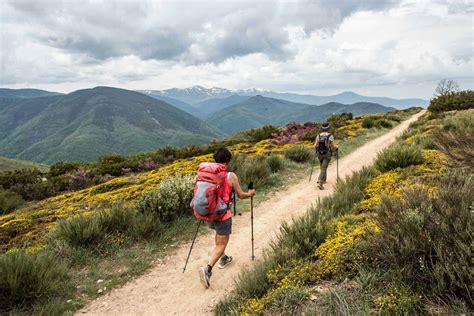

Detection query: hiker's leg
xmin=209 ymin=234 xmax=229 ymax=268
xmin=317 ymin=155 xmax=324 ymax=183
xmin=320 ymin=155 xmax=331 ymax=183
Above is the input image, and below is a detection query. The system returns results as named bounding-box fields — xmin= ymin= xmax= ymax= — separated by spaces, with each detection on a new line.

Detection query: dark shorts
xmin=207 ymin=217 xmax=232 ymax=236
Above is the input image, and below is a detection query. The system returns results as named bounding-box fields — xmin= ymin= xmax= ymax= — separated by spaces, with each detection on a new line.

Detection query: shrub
xmin=428 ymin=90 xmax=474 ymax=113
xmin=97 ymin=205 xmax=137 ymax=234
xmin=0 ymin=250 xmax=71 ymax=311
xmin=10 ymin=180 xmax=55 ymax=201
xmin=263 ymin=285 xmax=308 ymax=315
xmin=327 ymin=113 xmax=354 ymax=129
xmin=271 ymin=122 xmax=318 ymax=145
xmin=48 ymin=161 xmax=80 ymax=177
xmin=385 ymin=113 xmax=402 ymax=122
xmin=237 ymin=157 xmax=271 ymax=188
xmin=66 ymin=168 xmax=101 ymax=190
xmin=97 ymin=154 xmax=137 ymax=176
xmin=266 ymin=155 xmax=285 ymax=173
xmin=362 ymin=116 xmax=376 ymax=128
xmin=52 ymin=213 xmax=104 ymax=249
xmin=245 ymin=125 xmax=280 ymax=142
xmin=362 ymin=116 xmax=393 ymax=129
xmin=285 ymin=145 xmax=313 ymax=163
xmin=133 ymin=211 xmax=163 ymax=239
xmin=368 ymin=170 xmax=473 ymax=305
xmin=215 ymin=259 xmax=278 ymax=315
xmin=374 ymin=283 xmax=423 ymax=314
xmin=377 ymin=118 xmax=393 ymax=128
xmin=0 ymin=168 xmax=55 ymax=200
xmin=375 ymin=143 xmax=424 ymax=172
xmin=0 ymin=189 xmax=24 ymax=215
xmin=434 ymin=109 xmax=474 ymax=170
xmin=137 ymin=174 xmax=194 ymax=222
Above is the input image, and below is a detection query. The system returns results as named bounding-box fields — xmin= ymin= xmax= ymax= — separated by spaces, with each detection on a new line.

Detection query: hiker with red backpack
xmin=314 ymin=122 xmax=339 ymax=190
xmin=190 ymin=147 xmax=255 ymax=288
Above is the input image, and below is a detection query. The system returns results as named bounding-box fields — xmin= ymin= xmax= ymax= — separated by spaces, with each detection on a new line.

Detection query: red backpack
xmin=190 ymin=162 xmax=231 ymax=221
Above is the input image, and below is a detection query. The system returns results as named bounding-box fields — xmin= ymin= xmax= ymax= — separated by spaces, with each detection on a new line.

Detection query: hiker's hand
xmin=248 ymin=189 xmax=256 ymax=197
xmin=334 ymin=145 xmax=339 ymax=150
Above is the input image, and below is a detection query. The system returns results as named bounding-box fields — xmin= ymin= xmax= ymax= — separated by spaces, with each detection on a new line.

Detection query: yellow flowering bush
xmin=313 ymin=214 xmax=380 ymax=280
xmin=358 ymin=170 xmax=403 ymax=211
xmin=240 ymin=263 xmax=310 ymax=315
xmin=336 ymin=118 xmax=367 ymax=138
xmin=359 ymin=148 xmax=448 ymax=212
xmin=374 ymin=285 xmax=423 ymax=314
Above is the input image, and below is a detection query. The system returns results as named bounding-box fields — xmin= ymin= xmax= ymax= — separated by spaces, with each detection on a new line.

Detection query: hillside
xmin=0 ymin=88 xmax=62 ymax=98
xmin=217 ymin=108 xmax=473 ymax=315
xmin=0 ymin=156 xmax=49 ymax=173
xmin=0 ymin=87 xmax=223 ymax=163
xmin=207 ymin=95 xmax=395 ymax=134
xmin=194 ymin=95 xmax=251 ymax=118
xmin=137 ymin=91 xmax=202 ymax=117
xmin=150 ymin=86 xmax=428 ymax=109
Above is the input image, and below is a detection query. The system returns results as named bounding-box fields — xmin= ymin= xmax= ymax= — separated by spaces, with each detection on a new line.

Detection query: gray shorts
xmin=207 ymin=217 xmax=232 ymax=236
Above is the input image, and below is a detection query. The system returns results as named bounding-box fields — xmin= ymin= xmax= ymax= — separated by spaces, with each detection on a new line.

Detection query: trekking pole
xmin=336 ymin=149 xmax=339 ymax=183
xmin=233 ymin=190 xmax=236 ymax=216
xmin=309 ymin=152 xmax=316 ymax=182
xmin=248 ymin=182 xmax=255 ymax=261
xmin=233 ymin=189 xmax=242 ymax=216
xmin=183 ymin=219 xmax=202 ymax=273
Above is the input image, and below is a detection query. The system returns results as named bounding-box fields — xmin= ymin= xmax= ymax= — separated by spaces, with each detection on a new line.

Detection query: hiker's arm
xmin=229 ymin=172 xmax=255 ymax=199
xmin=314 ymin=138 xmax=319 ymax=148
xmin=330 ymin=135 xmax=338 ymax=150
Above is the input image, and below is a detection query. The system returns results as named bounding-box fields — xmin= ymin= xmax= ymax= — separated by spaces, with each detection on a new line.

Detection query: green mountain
xmin=0 ymin=88 xmax=62 ymax=98
xmin=194 ymin=95 xmax=250 ymax=118
xmin=137 ymin=91 xmax=202 ymax=117
xmin=0 ymin=87 xmax=223 ymax=163
xmin=206 ymin=95 xmax=395 ymax=134
xmin=0 ymin=156 xmax=49 ymax=173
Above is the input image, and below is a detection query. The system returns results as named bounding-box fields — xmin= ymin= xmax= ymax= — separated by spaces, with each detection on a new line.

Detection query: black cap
xmin=322 ymin=122 xmax=330 ymax=130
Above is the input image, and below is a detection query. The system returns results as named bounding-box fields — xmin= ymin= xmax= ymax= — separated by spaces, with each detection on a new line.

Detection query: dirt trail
xmin=79 ymin=111 xmax=425 ymax=315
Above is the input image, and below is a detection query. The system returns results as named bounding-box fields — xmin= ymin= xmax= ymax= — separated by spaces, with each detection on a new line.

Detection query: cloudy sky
xmin=1 ymin=0 xmax=473 ymax=98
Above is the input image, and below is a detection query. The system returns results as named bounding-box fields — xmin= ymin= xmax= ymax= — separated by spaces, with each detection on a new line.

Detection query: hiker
xmin=314 ymin=122 xmax=338 ymax=190
xmin=192 ymin=147 xmax=256 ymax=288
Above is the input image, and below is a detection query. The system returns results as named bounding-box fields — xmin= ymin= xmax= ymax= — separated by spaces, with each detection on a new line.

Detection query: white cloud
xmin=0 ymin=0 xmax=472 ymax=98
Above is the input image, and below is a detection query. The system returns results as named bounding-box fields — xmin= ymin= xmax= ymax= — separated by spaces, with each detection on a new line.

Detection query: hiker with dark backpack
xmin=190 ymin=147 xmax=256 ymax=289
xmin=314 ymin=122 xmax=339 ymax=190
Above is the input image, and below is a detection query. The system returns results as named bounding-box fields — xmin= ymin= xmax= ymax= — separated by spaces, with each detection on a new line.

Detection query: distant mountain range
xmin=0 ymin=85 xmax=420 ymax=164
xmin=139 ymin=86 xmax=428 ymax=109
xmin=206 ymin=95 xmax=396 ymax=134
xmin=0 ymin=88 xmax=62 ymax=98
xmin=0 ymin=87 xmax=222 ymax=163
xmin=138 ymin=86 xmax=265 ymax=104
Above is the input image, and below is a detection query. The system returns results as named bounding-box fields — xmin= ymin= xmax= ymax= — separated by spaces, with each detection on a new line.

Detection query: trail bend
xmin=79 ymin=110 xmax=425 ymax=315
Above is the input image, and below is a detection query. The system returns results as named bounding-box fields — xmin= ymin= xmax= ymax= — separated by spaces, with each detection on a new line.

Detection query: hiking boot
xmin=318 ymin=182 xmax=324 ymax=190
xmin=199 ymin=265 xmax=212 ymax=288
xmin=217 ymin=255 xmax=233 ymax=269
